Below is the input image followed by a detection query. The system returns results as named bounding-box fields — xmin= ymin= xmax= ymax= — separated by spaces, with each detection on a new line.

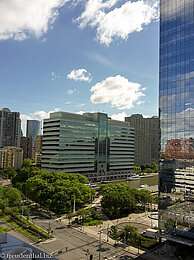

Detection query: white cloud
xmin=21 ymin=108 xmax=61 ymax=135
xmin=66 ymin=88 xmax=78 ymax=95
xmin=51 ymin=71 xmax=61 ymax=80
xmin=142 ymin=114 xmax=151 ymax=118
xmin=78 ymin=103 xmax=85 ymax=108
xmin=67 ymin=69 xmax=92 ymax=82
xmin=76 ymin=110 xmax=96 ymax=115
xmin=111 ymin=112 xmax=128 ymax=121
xmin=0 ymin=0 xmax=70 ymax=41
xmin=90 ymin=75 xmax=145 ymax=110
xmin=64 ymin=101 xmax=71 ymax=104
xmin=67 ymin=89 xmax=74 ymax=95
xmin=76 ymin=0 xmax=159 ymax=46
xmin=86 ymin=51 xmax=112 ymax=66
xmin=76 ymin=111 xmax=85 ymax=115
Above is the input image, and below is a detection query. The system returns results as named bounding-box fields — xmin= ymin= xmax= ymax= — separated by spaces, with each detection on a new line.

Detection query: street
xmin=33 ymin=219 xmax=135 ymax=260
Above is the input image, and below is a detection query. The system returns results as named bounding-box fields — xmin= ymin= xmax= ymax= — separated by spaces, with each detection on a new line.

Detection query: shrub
xmin=83 ymin=220 xmax=102 ymax=226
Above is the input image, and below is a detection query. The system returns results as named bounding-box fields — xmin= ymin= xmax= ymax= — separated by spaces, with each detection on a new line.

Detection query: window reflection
xmin=159 ymin=0 xmax=194 ymax=232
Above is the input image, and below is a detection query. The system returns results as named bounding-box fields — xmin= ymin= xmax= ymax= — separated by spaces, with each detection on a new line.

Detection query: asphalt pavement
xmin=33 ymin=218 xmax=135 ymax=260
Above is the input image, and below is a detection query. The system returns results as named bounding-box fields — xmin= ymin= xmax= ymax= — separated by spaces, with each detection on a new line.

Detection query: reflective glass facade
xmin=26 ymin=120 xmax=41 ymax=147
xmin=159 ymin=0 xmax=194 ymax=234
xmin=41 ymin=112 xmax=134 ymax=182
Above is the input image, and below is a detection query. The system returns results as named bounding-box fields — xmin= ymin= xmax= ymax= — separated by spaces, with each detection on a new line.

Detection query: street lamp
xmin=98 ymin=231 xmax=103 ymax=260
xmin=73 ymin=195 xmax=76 ymax=214
xmin=106 ymin=224 xmax=109 ymax=242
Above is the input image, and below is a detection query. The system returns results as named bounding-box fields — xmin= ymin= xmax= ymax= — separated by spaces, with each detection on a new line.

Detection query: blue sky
xmin=0 ymin=0 xmax=159 ymax=134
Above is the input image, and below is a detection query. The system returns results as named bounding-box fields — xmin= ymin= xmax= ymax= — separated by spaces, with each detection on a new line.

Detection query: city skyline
xmin=0 ymin=0 xmax=159 ymax=134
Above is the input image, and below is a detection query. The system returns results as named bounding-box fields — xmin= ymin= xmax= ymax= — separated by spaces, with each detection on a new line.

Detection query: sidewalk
xmin=62 ymin=211 xmax=158 ymax=257
xmin=75 ymin=225 xmax=145 ymax=256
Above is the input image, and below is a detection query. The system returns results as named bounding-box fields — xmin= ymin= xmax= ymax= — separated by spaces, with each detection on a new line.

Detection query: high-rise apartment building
xmin=26 ymin=120 xmax=41 ymax=147
xmin=125 ymin=114 xmax=159 ymax=165
xmin=0 ymin=108 xmax=21 ymax=148
xmin=159 ymin=0 xmax=194 ymax=242
xmin=0 ymin=147 xmax=23 ymax=170
xmin=34 ymin=135 xmax=43 ymax=166
xmin=20 ymin=136 xmax=33 ymax=159
xmin=41 ymin=112 xmax=134 ymax=182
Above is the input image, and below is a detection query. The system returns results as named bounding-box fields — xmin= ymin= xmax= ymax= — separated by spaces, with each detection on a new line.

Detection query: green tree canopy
xmin=100 ymin=183 xmax=154 ymax=219
xmin=0 ymin=186 xmax=21 ymax=209
xmin=134 ymin=166 xmax=141 ymax=174
xmin=1 ymin=168 xmax=16 ymax=179
xmin=100 ymin=183 xmax=137 ymax=219
xmin=12 ymin=169 xmax=94 ymax=214
xmin=109 ymin=225 xmax=120 ymax=245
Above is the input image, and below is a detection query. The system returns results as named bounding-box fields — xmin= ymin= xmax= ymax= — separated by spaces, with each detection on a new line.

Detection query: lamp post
xmin=98 ymin=231 xmax=103 ymax=260
xmin=106 ymin=224 xmax=109 ymax=242
xmin=73 ymin=195 xmax=76 ymax=214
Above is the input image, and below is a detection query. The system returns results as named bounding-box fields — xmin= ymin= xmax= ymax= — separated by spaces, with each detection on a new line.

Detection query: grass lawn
xmin=0 ymin=225 xmax=10 ymax=233
xmin=1 ymin=214 xmax=52 ymax=242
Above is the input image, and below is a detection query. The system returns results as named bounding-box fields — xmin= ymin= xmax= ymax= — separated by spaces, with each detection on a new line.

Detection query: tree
xmin=152 ymin=195 xmax=158 ymax=204
xmin=150 ymin=162 xmax=158 ymax=172
xmin=67 ymin=211 xmax=73 ymax=225
xmin=77 ymin=208 xmax=89 ymax=218
xmin=143 ymin=168 xmax=153 ymax=173
xmin=101 ymin=184 xmax=136 ymax=219
xmin=23 ymin=206 xmax=31 ymax=220
xmin=138 ymin=189 xmax=152 ymax=205
xmin=120 ymin=225 xmax=141 ymax=247
xmin=2 ymin=168 xmax=16 ymax=179
xmin=22 ymin=159 xmax=33 ymax=168
xmin=164 ymin=218 xmax=175 ymax=229
xmin=3 ymin=187 xmax=22 ymax=207
xmin=10 ymin=168 xmax=94 ymax=214
xmin=109 ymin=226 xmax=120 ymax=246
xmin=134 ymin=166 xmax=141 ymax=174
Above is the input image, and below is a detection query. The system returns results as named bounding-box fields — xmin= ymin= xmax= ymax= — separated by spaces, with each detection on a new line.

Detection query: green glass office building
xmin=41 ymin=112 xmax=134 ymax=182
xmin=159 ymin=0 xmax=194 ymax=244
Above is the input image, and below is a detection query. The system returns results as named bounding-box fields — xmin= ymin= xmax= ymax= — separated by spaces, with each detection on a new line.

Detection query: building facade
xmin=159 ymin=0 xmax=194 ymax=237
xmin=41 ymin=112 xmax=134 ymax=182
xmin=26 ymin=120 xmax=41 ymax=147
xmin=20 ymin=137 xmax=33 ymax=159
xmin=34 ymin=135 xmax=43 ymax=166
xmin=0 ymin=108 xmax=21 ymax=148
xmin=0 ymin=146 xmax=23 ymax=170
xmin=125 ymin=114 xmax=159 ymax=165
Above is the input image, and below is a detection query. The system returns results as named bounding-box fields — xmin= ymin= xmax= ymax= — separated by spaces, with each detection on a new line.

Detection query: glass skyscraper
xmin=26 ymin=120 xmax=41 ymax=147
xmin=159 ymin=0 xmax=194 ymax=242
xmin=41 ymin=112 xmax=134 ymax=182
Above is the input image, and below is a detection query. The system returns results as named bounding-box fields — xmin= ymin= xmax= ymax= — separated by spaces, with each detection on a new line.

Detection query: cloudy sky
xmin=0 ymin=0 xmax=159 ymax=134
